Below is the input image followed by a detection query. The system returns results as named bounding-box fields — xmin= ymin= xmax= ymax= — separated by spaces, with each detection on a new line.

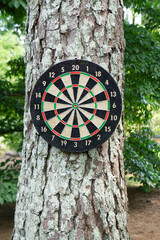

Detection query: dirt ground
xmin=0 ymin=187 xmax=160 ymax=240
xmin=128 ymin=187 xmax=160 ymax=240
xmin=0 ymin=203 xmax=14 ymax=240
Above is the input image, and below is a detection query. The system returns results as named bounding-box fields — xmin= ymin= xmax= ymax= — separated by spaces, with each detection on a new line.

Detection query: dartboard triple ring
xmin=30 ymin=60 xmax=122 ymax=152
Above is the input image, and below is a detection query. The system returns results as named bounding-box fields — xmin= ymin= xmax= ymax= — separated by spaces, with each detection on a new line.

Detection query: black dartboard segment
xmin=30 ymin=59 xmax=122 ymax=152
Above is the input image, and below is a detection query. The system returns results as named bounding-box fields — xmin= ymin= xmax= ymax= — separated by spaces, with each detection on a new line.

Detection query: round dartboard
xmin=30 ymin=59 xmax=122 ymax=152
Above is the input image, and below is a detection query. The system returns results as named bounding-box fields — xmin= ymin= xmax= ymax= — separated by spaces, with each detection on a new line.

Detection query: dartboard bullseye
xmin=30 ymin=59 xmax=122 ymax=152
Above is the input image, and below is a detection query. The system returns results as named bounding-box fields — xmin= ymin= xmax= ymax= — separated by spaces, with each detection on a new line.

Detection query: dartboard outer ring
xmin=30 ymin=59 xmax=122 ymax=152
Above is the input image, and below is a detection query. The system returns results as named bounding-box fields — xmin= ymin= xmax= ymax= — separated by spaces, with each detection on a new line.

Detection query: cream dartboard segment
xmin=30 ymin=59 xmax=122 ymax=152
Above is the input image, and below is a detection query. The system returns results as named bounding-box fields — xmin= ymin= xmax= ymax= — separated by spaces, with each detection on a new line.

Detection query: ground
xmin=0 ymin=203 xmax=14 ymax=240
xmin=0 ymin=187 xmax=160 ymax=240
xmin=128 ymin=187 xmax=160 ymax=240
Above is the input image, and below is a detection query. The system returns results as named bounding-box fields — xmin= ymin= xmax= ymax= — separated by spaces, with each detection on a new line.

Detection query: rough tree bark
xmin=13 ymin=0 xmax=129 ymax=239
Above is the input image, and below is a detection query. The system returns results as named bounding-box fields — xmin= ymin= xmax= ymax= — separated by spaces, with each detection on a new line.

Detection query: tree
xmin=0 ymin=0 xmax=26 ymax=35
xmin=124 ymin=0 xmax=160 ymax=30
xmin=0 ymin=8 xmax=25 ymax=151
xmin=124 ymin=0 xmax=160 ymax=191
xmin=0 ymin=26 xmax=25 ymax=151
xmin=0 ymin=57 xmax=25 ymax=151
xmin=124 ymin=23 xmax=160 ymax=129
xmin=0 ymin=31 xmax=24 ymax=76
xmin=13 ymin=1 xmax=129 ymax=239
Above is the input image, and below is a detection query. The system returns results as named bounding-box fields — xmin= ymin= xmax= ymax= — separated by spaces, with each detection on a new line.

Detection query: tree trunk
xmin=13 ymin=0 xmax=129 ymax=239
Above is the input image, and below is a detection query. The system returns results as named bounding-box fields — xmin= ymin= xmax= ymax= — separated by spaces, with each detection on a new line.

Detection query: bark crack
xmin=37 ymin=144 xmax=51 ymax=236
xmin=57 ymin=193 xmax=61 ymax=232
xmin=91 ymin=179 xmax=104 ymax=238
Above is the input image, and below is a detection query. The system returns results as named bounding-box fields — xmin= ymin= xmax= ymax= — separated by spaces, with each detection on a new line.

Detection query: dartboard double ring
xmin=30 ymin=60 xmax=122 ymax=152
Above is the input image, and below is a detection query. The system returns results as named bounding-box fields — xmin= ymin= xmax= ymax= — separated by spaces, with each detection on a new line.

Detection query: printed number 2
xmin=97 ymin=134 xmax=101 ymax=140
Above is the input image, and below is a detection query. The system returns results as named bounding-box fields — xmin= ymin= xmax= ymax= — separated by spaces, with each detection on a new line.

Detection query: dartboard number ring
xmin=30 ymin=59 xmax=122 ymax=152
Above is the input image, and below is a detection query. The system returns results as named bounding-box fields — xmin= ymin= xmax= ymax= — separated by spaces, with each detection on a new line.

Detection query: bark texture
xmin=13 ymin=0 xmax=129 ymax=239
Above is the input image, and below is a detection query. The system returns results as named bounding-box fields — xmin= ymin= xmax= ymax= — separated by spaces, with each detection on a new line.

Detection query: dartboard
xmin=30 ymin=59 xmax=122 ymax=152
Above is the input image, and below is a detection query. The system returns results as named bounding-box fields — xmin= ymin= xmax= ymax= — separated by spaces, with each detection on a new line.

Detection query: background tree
xmin=124 ymin=0 xmax=160 ymax=191
xmin=0 ymin=3 xmax=26 ymax=205
xmin=13 ymin=0 xmax=129 ymax=239
xmin=0 ymin=5 xmax=25 ymax=151
xmin=0 ymin=0 xmax=26 ymax=35
xmin=0 ymin=57 xmax=25 ymax=151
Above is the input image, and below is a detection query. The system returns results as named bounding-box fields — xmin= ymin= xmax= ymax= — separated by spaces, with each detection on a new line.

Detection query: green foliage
xmin=0 ymin=4 xmax=25 ymax=151
xmin=0 ymin=158 xmax=21 ymax=204
xmin=124 ymin=128 xmax=160 ymax=192
xmin=124 ymin=22 xmax=160 ymax=128
xmin=0 ymin=56 xmax=25 ymax=151
xmin=124 ymin=0 xmax=148 ymax=9
xmin=0 ymin=0 xmax=27 ymax=11
xmin=2 ymin=132 xmax=23 ymax=152
xmin=124 ymin=0 xmax=160 ymax=191
xmin=151 ymin=112 xmax=160 ymax=135
xmin=0 ymin=0 xmax=26 ymax=34
xmin=0 ymin=31 xmax=24 ymax=76
xmin=124 ymin=0 xmax=160 ymax=30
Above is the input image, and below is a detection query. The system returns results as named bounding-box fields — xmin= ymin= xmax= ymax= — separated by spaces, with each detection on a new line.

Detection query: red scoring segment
xmin=42 ymin=91 xmax=47 ymax=101
xmin=52 ymin=129 xmax=61 ymax=136
xmin=85 ymin=120 xmax=90 ymax=125
xmin=84 ymin=87 xmax=90 ymax=92
xmin=105 ymin=111 xmax=110 ymax=121
xmin=91 ymin=129 xmax=99 ymax=136
xmin=55 ymin=110 xmax=58 ymax=116
xmin=42 ymin=112 xmax=46 ymax=122
xmin=93 ymin=109 xmax=97 ymax=115
xmin=105 ymin=90 xmax=109 ymax=101
xmin=61 ymin=87 xmax=67 ymax=92
xmin=52 ymin=76 xmax=60 ymax=84
xmin=61 ymin=120 xmax=66 ymax=125
xmin=91 ymin=76 xmax=99 ymax=83
xmin=70 ymin=138 xmax=81 ymax=141
xmin=70 ymin=72 xmax=81 ymax=75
